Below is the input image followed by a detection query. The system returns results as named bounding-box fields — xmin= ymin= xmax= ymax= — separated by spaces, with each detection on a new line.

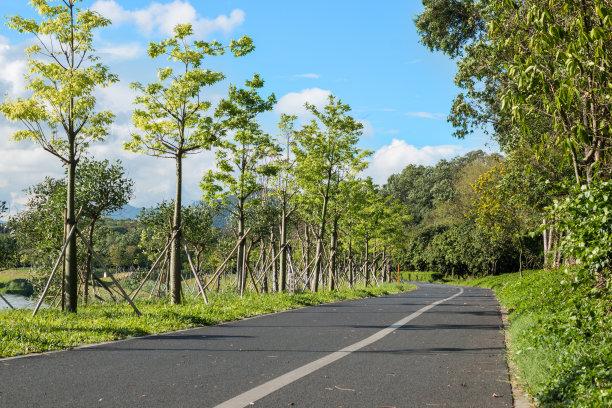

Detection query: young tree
xmin=270 ymin=114 xmax=298 ymax=291
xmin=293 ymin=95 xmax=371 ymax=291
xmin=201 ymin=74 xmax=277 ymax=294
xmin=76 ymin=158 xmax=134 ymax=303
xmin=1 ymin=0 xmax=117 ymax=312
xmin=125 ymin=23 xmax=254 ymax=303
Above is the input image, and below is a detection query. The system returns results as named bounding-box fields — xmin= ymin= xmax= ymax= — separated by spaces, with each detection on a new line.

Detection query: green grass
xmin=0 ymin=282 xmax=415 ymax=358
xmin=443 ymin=269 xmax=612 ymax=407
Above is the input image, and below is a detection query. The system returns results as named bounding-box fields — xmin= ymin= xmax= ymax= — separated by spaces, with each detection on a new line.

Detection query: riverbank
xmin=0 ymin=282 xmax=415 ymax=358
xmin=0 ymin=269 xmax=34 ymax=296
xmin=443 ymin=268 xmax=611 ymax=407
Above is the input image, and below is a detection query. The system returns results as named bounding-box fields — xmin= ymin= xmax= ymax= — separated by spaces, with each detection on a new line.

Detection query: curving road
xmin=0 ymin=283 xmax=512 ymax=407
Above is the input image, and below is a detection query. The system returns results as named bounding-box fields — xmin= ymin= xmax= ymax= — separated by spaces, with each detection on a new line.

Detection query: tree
xmin=182 ymin=202 xmax=218 ymax=275
xmin=1 ymin=0 xmax=117 ymax=312
xmin=201 ymin=74 xmax=276 ymax=294
xmin=125 ymin=23 xmax=254 ymax=304
xmin=76 ymin=158 xmax=134 ymax=303
xmin=270 ymin=114 xmax=298 ymax=291
xmin=293 ymin=95 xmax=370 ymax=291
xmin=490 ymin=0 xmax=612 ymax=184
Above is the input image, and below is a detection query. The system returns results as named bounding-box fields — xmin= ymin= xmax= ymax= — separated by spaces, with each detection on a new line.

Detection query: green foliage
xmin=0 ymin=0 xmax=117 ymax=162
xmin=453 ymin=269 xmax=611 ymax=407
xmin=552 ymin=180 xmax=612 ymax=280
xmin=414 ymin=0 xmax=486 ymax=59
xmin=400 ymin=271 xmax=443 ymax=282
xmin=0 ymin=283 xmax=415 ymax=357
xmin=76 ymin=158 xmax=134 ymax=221
xmin=384 ymin=150 xmax=531 ymax=276
xmin=201 ymin=74 xmax=277 ymax=208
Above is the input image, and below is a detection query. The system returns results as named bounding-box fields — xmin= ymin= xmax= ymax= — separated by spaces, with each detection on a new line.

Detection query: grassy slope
xmin=445 ymin=269 xmax=611 ymax=407
xmin=0 ymin=283 xmax=415 ymax=358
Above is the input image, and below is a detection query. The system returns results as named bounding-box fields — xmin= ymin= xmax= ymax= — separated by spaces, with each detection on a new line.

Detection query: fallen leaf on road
xmin=335 ymin=386 xmax=356 ymax=392
xmin=492 ymin=393 xmax=504 ymax=398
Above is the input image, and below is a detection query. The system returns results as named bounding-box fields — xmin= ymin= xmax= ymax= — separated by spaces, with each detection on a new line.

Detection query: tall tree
xmin=0 ymin=0 xmax=117 ymax=312
xmin=201 ymin=74 xmax=277 ymax=294
xmin=125 ymin=23 xmax=254 ymax=303
xmin=293 ymin=95 xmax=370 ymax=291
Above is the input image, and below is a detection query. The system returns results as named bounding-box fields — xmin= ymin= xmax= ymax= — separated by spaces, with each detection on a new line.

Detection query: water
xmin=0 ymin=293 xmax=39 ymax=310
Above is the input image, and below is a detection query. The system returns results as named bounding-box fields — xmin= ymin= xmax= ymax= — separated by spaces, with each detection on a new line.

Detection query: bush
xmin=552 ymin=180 xmax=612 ymax=284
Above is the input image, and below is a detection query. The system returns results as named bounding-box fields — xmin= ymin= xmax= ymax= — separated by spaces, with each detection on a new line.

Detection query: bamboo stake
xmin=130 ymin=230 xmax=179 ymax=300
xmin=181 ymin=236 xmax=208 ymax=304
xmin=201 ymin=228 xmax=251 ymax=291
xmin=32 ymin=210 xmax=82 ymax=318
xmin=0 ymin=292 xmax=14 ymax=309
xmin=75 ymin=229 xmax=141 ymax=316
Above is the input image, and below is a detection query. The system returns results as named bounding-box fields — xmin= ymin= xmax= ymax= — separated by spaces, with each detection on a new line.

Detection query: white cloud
xmin=364 ymin=139 xmax=468 ymax=185
xmin=99 ymin=43 xmax=144 ymax=60
xmin=91 ymin=0 xmax=245 ymax=38
xmin=0 ymin=35 xmax=28 ymax=97
xmin=294 ymin=73 xmax=320 ymax=79
xmin=357 ymin=119 xmax=374 ymax=137
xmin=406 ymin=111 xmax=445 ymax=120
xmin=275 ymin=88 xmax=331 ymax=117
xmin=95 ymin=82 xmax=137 ymax=115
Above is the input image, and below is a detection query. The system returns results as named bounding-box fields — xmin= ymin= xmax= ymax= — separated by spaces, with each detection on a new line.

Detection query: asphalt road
xmin=0 ymin=283 xmax=513 ymax=407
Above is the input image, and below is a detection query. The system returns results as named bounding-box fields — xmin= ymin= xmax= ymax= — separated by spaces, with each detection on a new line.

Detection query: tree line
xmin=0 ymin=0 xmax=408 ymax=312
xmin=2 ymin=0 xmax=610 ymax=313
xmin=414 ymin=0 xmax=612 ymax=286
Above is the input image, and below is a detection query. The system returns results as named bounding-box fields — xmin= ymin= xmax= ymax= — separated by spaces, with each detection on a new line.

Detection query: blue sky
xmin=0 ymin=0 xmax=494 ymax=212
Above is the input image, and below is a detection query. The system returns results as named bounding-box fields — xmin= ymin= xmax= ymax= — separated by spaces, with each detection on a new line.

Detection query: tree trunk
xmin=279 ymin=206 xmax=288 ymax=291
xmin=270 ymin=234 xmax=278 ymax=292
xmin=84 ymin=219 xmax=97 ymax=305
xmin=364 ymin=238 xmax=370 ymax=287
xmin=237 ymin=199 xmax=246 ymax=295
xmin=305 ymin=224 xmax=311 ymax=283
xmin=311 ymin=195 xmax=329 ymax=292
xmin=348 ymin=239 xmax=353 ymax=288
xmin=328 ymin=217 xmax=338 ymax=291
xmin=64 ymin=149 xmax=78 ymax=313
xmin=170 ymin=156 xmax=183 ymax=304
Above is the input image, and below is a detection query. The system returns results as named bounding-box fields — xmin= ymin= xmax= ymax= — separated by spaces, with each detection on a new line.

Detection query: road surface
xmin=0 ymin=283 xmax=512 ymax=407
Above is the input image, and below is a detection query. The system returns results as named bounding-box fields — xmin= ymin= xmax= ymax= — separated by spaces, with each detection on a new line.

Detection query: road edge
xmin=500 ymin=306 xmax=534 ymax=408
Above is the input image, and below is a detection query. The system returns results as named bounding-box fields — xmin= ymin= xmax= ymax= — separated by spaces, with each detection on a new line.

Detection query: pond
xmin=0 ymin=293 xmax=40 ymax=310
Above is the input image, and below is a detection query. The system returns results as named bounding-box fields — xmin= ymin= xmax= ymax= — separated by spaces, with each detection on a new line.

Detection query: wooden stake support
xmin=181 ymin=236 xmax=208 ymax=304
xmin=75 ymin=229 xmax=141 ymax=316
xmin=32 ymin=209 xmax=83 ymax=318
xmin=0 ymin=292 xmax=14 ymax=309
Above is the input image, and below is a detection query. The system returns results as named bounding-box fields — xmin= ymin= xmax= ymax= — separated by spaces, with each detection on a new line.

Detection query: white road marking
xmin=213 ymin=287 xmax=465 ymax=408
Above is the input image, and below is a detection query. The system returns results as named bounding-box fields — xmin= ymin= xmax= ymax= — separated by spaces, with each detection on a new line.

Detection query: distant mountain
xmin=108 ymin=204 xmax=144 ymax=220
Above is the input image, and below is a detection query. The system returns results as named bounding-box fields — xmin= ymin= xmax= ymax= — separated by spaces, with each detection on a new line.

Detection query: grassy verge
xmin=0 ymin=282 xmax=415 ymax=358
xmin=442 ymin=269 xmax=611 ymax=407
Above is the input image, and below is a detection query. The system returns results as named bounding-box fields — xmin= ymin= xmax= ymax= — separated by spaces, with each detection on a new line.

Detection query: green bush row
xmin=400 ymin=271 xmax=444 ymax=282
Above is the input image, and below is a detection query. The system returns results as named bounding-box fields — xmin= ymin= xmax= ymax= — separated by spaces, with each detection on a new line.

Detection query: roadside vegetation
xmin=0 ymin=282 xmax=413 ymax=358
xmin=444 ymin=269 xmax=611 ymax=407
xmin=1 ymin=1 xmax=611 ymax=406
